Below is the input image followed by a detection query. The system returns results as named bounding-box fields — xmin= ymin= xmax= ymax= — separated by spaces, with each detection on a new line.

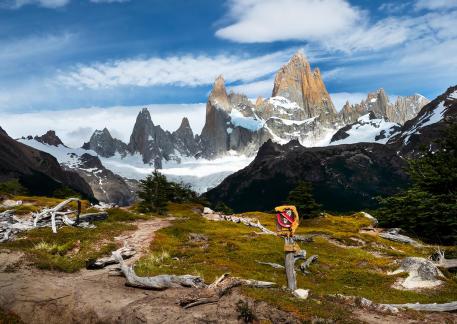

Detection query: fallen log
xmin=201 ymin=212 xmax=275 ymax=235
xmin=379 ymin=228 xmax=421 ymax=246
xmin=388 ymin=301 xmax=457 ymax=312
xmin=32 ymin=198 xmax=107 ymax=233
xmin=256 ymin=261 xmax=284 ymax=269
xmin=300 ymin=255 xmax=318 ymax=274
xmin=433 ymin=250 xmax=457 ymax=269
xmin=178 ymin=273 xmax=276 ymax=309
xmin=112 ymin=252 xmax=276 ymax=305
xmin=87 ymin=246 xmax=136 ymax=269
xmin=112 ymin=251 xmax=206 ymax=289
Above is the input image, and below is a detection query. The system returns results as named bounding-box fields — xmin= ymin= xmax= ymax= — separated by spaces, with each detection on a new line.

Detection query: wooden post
xmin=284 ymin=237 xmax=297 ymax=291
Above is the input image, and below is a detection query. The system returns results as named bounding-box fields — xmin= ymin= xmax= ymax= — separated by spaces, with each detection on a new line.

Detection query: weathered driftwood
xmin=113 ymin=252 xmax=275 ymax=305
xmin=333 ymin=293 xmax=457 ymax=313
xmin=32 ymin=198 xmax=107 ymax=233
xmin=379 ymin=228 xmax=420 ymax=246
xmin=112 ymin=251 xmax=206 ymax=289
xmin=0 ymin=209 xmax=34 ymax=242
xmin=388 ymin=301 xmax=457 ymax=312
xmin=433 ymin=250 xmax=457 ymax=269
xmin=178 ymin=273 xmax=276 ymax=309
xmin=87 ymin=246 xmax=136 ymax=269
xmin=202 ymin=211 xmax=275 ymax=235
xmin=256 ymin=261 xmax=285 ymax=269
xmin=300 ymin=255 xmax=318 ymax=274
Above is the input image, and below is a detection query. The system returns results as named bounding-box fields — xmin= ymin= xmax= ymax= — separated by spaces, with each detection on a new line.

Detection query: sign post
xmin=275 ymin=205 xmax=301 ymax=291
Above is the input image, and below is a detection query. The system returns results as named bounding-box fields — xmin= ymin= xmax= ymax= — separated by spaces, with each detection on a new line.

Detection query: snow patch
xmin=330 ymin=114 xmax=399 ymax=145
xmin=402 ymin=101 xmax=447 ymax=144
xmin=229 ymin=108 xmax=264 ymax=131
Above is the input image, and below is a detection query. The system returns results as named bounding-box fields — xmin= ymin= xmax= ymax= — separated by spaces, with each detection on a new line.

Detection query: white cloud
xmin=0 ymin=104 xmax=206 ymax=147
xmin=229 ymin=78 xmax=274 ymax=98
xmin=330 ymin=92 xmax=367 ymax=111
xmin=0 ymin=33 xmax=74 ymax=68
xmin=216 ymin=0 xmax=362 ymax=43
xmin=4 ymin=0 xmax=69 ymax=9
xmin=215 ymin=0 xmax=413 ymax=53
xmin=415 ymin=0 xmax=457 ymax=10
xmin=57 ymin=50 xmax=295 ymax=89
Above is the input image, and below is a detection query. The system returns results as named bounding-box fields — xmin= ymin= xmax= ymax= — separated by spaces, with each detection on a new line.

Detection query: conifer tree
xmin=138 ymin=170 xmax=169 ymax=215
xmin=286 ymin=181 xmax=321 ymax=219
xmin=376 ymin=125 xmax=457 ymax=244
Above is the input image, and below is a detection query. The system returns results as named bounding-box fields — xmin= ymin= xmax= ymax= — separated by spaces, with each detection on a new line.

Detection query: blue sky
xmin=0 ymin=0 xmax=456 ymax=143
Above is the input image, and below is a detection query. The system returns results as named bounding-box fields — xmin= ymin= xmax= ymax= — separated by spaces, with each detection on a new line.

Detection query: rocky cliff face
xmin=82 ymin=128 xmax=128 ymax=158
xmin=272 ymin=52 xmax=336 ymax=119
xmin=200 ymin=76 xmax=232 ymax=158
xmin=391 ymin=94 xmax=430 ymax=125
xmin=339 ymin=89 xmax=429 ymax=125
xmin=198 ymin=53 xmax=343 ymax=158
xmin=72 ymin=153 xmax=135 ymax=206
xmin=172 ymin=117 xmax=200 ymax=157
xmin=1 ymin=129 xmax=95 ymax=200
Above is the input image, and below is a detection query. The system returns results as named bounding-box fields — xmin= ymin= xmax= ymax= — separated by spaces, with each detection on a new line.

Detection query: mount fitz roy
xmin=7 ymin=51 xmax=431 ymax=205
xmin=84 ymin=52 xmax=429 ymax=164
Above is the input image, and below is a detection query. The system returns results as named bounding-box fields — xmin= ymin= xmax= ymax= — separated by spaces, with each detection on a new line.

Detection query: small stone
xmin=203 ymin=207 xmax=214 ymax=214
xmin=293 ymin=288 xmax=309 ymax=299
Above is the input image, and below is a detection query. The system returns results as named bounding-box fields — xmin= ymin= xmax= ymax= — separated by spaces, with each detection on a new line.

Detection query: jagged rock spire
xmin=209 ymin=75 xmax=230 ymax=110
xmin=272 ymin=50 xmax=336 ymax=119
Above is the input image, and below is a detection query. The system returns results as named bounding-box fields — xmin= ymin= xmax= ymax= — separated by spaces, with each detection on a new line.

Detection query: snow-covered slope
xmin=329 ymin=112 xmax=400 ymax=145
xmin=19 ymin=137 xmax=252 ymax=194
xmin=18 ymin=138 xmax=135 ymax=205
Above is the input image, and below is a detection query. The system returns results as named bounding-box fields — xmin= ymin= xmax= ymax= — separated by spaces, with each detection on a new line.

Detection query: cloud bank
xmin=0 ymin=104 xmax=206 ymax=147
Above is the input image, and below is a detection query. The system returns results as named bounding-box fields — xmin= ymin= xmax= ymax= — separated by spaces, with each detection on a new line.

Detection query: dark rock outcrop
xmin=71 ymin=153 xmax=135 ymax=206
xmin=82 ymin=128 xmax=128 ymax=158
xmin=172 ymin=117 xmax=200 ymax=157
xmin=0 ymin=129 xmax=95 ymax=200
xmin=34 ymin=130 xmax=66 ymax=147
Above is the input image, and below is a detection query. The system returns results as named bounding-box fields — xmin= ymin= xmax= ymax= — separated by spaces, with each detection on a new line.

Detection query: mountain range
xmin=0 ymin=51 xmax=437 ymax=206
xmin=82 ymin=52 xmax=429 ymax=164
xmin=205 ymin=85 xmax=457 ymax=212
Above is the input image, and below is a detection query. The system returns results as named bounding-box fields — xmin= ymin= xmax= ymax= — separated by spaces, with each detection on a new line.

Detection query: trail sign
xmin=275 ymin=205 xmax=299 ymax=237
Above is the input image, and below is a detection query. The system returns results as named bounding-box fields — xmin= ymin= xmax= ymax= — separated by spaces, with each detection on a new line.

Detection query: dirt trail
xmin=0 ymin=218 xmax=297 ymax=324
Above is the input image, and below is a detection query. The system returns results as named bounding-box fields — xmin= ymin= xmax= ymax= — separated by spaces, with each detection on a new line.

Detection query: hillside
xmin=1 ymin=197 xmax=456 ymax=323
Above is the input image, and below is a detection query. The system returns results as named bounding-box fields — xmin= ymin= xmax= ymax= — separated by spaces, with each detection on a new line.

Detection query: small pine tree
xmin=214 ymin=201 xmax=233 ymax=215
xmin=138 ymin=170 xmax=169 ymax=215
xmin=286 ymin=181 xmax=321 ymax=219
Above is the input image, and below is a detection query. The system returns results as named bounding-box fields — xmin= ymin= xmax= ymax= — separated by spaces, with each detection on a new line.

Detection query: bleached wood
xmin=387 ymin=301 xmax=457 ymax=312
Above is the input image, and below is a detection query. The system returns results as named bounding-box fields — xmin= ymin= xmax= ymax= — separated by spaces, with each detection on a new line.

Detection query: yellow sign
xmin=275 ymin=205 xmax=299 ymax=237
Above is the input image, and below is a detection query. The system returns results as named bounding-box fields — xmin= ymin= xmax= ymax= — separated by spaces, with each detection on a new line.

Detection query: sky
xmin=0 ymin=0 xmax=456 ymax=145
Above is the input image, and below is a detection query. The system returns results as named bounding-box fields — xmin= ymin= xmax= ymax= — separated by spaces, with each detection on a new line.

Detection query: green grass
xmin=134 ymin=206 xmax=457 ymax=322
